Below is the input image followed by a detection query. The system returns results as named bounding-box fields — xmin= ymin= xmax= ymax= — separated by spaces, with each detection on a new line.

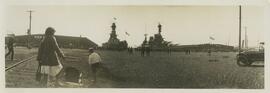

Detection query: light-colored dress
xmin=40 ymin=61 xmax=63 ymax=76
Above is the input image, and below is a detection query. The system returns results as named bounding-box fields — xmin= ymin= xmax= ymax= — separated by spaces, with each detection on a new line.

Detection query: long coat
xmin=37 ymin=36 xmax=64 ymax=66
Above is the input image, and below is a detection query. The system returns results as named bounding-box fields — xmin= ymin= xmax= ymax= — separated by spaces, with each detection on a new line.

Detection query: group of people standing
xmin=127 ymin=47 xmax=134 ymax=55
xmin=36 ymin=27 xmax=102 ymax=87
xmin=185 ymin=49 xmax=191 ymax=55
xmin=141 ymin=46 xmax=151 ymax=56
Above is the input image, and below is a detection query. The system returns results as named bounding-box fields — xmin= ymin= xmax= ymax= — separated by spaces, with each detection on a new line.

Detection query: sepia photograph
xmin=1 ymin=0 xmax=270 ymax=93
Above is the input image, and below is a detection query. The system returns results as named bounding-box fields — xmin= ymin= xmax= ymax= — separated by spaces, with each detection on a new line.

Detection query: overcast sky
xmin=5 ymin=5 xmax=265 ymax=47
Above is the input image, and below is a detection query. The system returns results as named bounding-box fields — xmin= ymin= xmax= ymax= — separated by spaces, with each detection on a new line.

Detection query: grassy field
xmin=98 ymin=50 xmax=264 ymax=88
xmin=5 ymin=47 xmax=264 ymax=88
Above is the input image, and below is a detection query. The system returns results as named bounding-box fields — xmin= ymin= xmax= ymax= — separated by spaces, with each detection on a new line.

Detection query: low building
xmin=170 ymin=44 xmax=234 ymax=52
xmin=5 ymin=34 xmax=98 ymax=49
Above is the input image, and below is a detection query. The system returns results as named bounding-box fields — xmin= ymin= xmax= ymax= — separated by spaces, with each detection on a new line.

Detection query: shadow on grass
xmin=245 ymin=65 xmax=264 ymax=67
xmin=238 ymin=64 xmax=264 ymax=67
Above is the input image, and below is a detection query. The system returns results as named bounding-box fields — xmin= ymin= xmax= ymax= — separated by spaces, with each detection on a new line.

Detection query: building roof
xmin=9 ymin=34 xmax=98 ymax=47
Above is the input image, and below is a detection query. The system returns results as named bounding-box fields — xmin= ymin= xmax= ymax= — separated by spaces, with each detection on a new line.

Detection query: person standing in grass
xmin=5 ymin=35 xmax=15 ymax=60
xmin=37 ymin=27 xmax=65 ymax=87
xmin=146 ymin=46 xmax=150 ymax=56
xmin=88 ymin=48 xmax=102 ymax=84
xmin=208 ymin=49 xmax=212 ymax=56
xmin=167 ymin=47 xmax=172 ymax=55
xmin=130 ymin=47 xmax=134 ymax=55
xmin=141 ymin=46 xmax=145 ymax=56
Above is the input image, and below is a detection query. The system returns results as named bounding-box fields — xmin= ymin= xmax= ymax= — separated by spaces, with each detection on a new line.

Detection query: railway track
xmin=5 ymin=55 xmax=37 ymax=71
xmin=5 ymin=55 xmax=91 ymax=88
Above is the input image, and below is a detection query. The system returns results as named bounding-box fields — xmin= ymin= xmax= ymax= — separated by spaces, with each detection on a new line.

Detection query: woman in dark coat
xmin=37 ymin=27 xmax=65 ymax=87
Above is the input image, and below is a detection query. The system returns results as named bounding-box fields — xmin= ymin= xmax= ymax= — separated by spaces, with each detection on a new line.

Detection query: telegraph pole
xmin=26 ymin=10 xmax=34 ymax=35
xmin=244 ymin=26 xmax=248 ymax=49
xmin=26 ymin=10 xmax=34 ymax=49
xmin=238 ymin=5 xmax=242 ymax=53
